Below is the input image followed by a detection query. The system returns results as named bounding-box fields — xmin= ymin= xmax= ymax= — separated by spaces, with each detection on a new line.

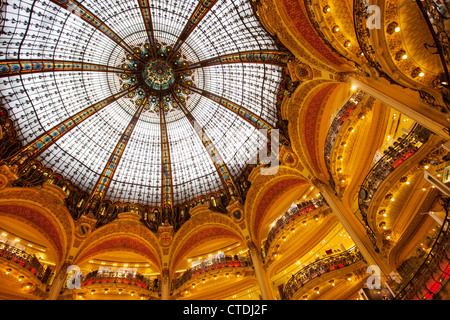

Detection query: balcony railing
xmin=171 ymin=255 xmax=253 ymax=291
xmin=282 ymin=247 xmax=363 ymax=300
xmin=0 ymin=242 xmax=52 ymax=283
xmin=415 ymin=0 xmax=449 ymax=103
xmin=395 ymin=196 xmax=450 ymax=300
xmin=263 ymin=197 xmax=326 ymax=255
xmin=358 ymin=124 xmax=432 ymax=246
xmin=324 ymin=91 xmax=365 ymax=190
xmin=81 ymin=271 xmax=157 ymax=292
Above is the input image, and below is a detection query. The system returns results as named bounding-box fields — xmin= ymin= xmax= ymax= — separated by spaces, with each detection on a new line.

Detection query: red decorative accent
xmin=0 ymin=204 xmax=64 ymax=256
xmin=303 ymin=84 xmax=337 ymax=173
xmin=281 ymin=0 xmax=344 ymax=67
xmin=253 ymin=179 xmax=306 ymax=234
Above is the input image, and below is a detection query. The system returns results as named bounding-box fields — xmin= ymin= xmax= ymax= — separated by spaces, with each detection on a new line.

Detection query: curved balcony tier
xmin=171 ymin=255 xmax=253 ymax=292
xmin=282 ymin=247 xmax=364 ymax=300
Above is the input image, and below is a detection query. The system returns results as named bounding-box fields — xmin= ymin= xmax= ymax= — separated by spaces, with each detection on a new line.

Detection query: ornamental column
xmin=161 ymin=268 xmax=170 ymax=300
xmin=312 ymin=178 xmax=391 ymax=276
xmin=46 ymin=262 xmax=70 ymax=300
xmin=247 ymin=241 xmax=274 ymax=300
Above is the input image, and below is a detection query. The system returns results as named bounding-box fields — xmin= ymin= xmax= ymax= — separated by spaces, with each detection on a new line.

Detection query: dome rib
xmin=49 ymin=0 xmax=143 ymax=62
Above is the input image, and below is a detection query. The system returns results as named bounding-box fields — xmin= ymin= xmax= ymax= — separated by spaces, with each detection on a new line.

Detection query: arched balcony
xmin=358 ymin=123 xmax=433 ymax=243
xmin=0 ymin=241 xmax=52 ymax=284
xmin=80 ymin=270 xmax=157 ymax=291
xmin=263 ymin=196 xmax=327 ymax=257
xmin=395 ymin=196 xmax=450 ymax=300
xmin=281 ymin=247 xmax=364 ymax=300
xmin=171 ymin=254 xmax=253 ymax=293
xmin=324 ymin=90 xmax=366 ymax=189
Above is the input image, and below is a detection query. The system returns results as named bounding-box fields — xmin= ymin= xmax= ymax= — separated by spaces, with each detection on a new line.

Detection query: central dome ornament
xmin=118 ymin=42 xmax=194 ymax=114
xmin=143 ymin=60 xmax=175 ymax=91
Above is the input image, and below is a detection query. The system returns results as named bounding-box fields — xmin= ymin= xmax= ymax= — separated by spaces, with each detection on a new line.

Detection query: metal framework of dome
xmin=0 ymin=0 xmax=294 ymax=230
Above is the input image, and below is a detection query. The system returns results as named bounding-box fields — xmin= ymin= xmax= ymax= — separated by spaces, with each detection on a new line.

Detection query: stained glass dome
xmin=0 ymin=0 xmax=291 ymax=224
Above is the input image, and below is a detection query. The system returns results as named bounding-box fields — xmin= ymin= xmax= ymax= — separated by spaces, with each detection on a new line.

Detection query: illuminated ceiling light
xmin=332 ymin=26 xmax=340 ymax=33
xmin=18 ymin=276 xmax=24 ymax=282
xmin=395 ymin=26 xmax=401 ymax=32
xmin=411 ymin=67 xmax=423 ymax=78
xmin=5 ymin=268 xmax=11 ymax=274
xmin=344 ymin=40 xmax=351 ymax=47
xmin=387 ymin=22 xmax=400 ymax=34
xmin=323 ymin=5 xmax=331 ymax=13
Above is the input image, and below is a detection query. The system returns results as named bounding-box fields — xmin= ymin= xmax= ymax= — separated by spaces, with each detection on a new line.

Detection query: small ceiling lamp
xmin=411 ymin=67 xmax=423 ymax=78
xmin=386 ymin=22 xmax=399 ymax=34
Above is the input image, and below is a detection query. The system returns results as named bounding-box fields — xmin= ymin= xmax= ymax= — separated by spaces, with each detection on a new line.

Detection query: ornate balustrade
xmin=415 ymin=0 xmax=449 ymax=99
xmin=324 ymin=91 xmax=365 ymax=190
xmin=263 ymin=197 xmax=326 ymax=255
xmin=81 ymin=270 xmax=157 ymax=292
xmin=358 ymin=124 xmax=432 ymax=246
xmin=171 ymin=255 xmax=253 ymax=291
xmin=282 ymin=247 xmax=363 ymax=300
xmin=395 ymin=196 xmax=450 ymax=300
xmin=0 ymin=242 xmax=51 ymax=283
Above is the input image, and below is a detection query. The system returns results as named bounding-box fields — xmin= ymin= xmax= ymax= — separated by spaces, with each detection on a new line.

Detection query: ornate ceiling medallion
xmin=119 ymin=42 xmax=194 ymax=114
